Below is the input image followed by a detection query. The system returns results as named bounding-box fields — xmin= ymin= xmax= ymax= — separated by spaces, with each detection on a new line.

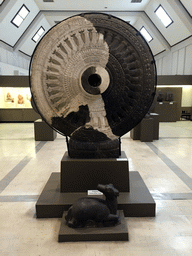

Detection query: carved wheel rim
xmin=30 ymin=13 xmax=156 ymax=139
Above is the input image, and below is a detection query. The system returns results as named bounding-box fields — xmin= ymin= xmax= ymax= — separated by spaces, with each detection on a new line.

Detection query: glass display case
xmin=0 ymin=87 xmax=32 ymax=109
xmin=0 ymin=85 xmax=40 ymax=122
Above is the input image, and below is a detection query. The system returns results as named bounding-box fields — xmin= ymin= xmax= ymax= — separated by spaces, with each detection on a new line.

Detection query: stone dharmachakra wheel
xmin=29 ymin=13 xmax=156 ymax=155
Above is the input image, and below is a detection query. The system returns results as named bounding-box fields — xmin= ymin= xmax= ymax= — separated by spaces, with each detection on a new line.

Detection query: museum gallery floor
xmin=0 ymin=121 xmax=192 ymax=255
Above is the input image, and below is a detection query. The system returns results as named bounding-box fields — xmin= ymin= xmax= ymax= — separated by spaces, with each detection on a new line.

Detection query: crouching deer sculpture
xmin=65 ymin=184 xmax=119 ymax=228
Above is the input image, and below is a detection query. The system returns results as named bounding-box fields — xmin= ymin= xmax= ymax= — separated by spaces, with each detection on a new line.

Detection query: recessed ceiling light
xmin=155 ymin=5 xmax=173 ymax=28
xmin=140 ymin=26 xmax=153 ymax=43
xmin=12 ymin=15 xmax=23 ymax=27
xmin=19 ymin=6 xmax=29 ymax=19
xmin=32 ymin=27 xmax=45 ymax=43
xmin=11 ymin=5 xmax=30 ymax=28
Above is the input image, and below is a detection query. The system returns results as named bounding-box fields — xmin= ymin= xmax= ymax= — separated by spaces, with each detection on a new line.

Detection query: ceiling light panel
xmin=11 ymin=5 xmax=30 ymax=28
xmin=12 ymin=15 xmax=23 ymax=27
xmin=38 ymin=27 xmax=45 ymax=36
xmin=19 ymin=6 xmax=29 ymax=19
xmin=32 ymin=26 xmax=45 ymax=43
xmin=155 ymin=5 xmax=173 ymax=28
xmin=140 ymin=27 xmax=153 ymax=42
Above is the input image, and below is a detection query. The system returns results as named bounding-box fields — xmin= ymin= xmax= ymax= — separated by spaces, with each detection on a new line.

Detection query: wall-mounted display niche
xmin=0 ymin=87 xmax=32 ymax=109
xmin=154 ymin=85 xmax=192 ymax=122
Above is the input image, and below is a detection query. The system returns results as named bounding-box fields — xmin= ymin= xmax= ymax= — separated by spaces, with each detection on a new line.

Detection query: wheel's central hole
xmin=88 ymin=74 xmax=101 ymax=87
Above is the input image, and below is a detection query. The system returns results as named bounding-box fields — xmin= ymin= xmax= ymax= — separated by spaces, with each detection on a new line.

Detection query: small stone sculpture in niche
xmin=65 ymin=184 xmax=120 ymax=228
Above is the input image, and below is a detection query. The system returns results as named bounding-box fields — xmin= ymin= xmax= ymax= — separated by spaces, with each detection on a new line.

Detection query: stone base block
xmin=150 ymin=113 xmax=159 ymax=140
xmin=58 ymin=210 xmax=128 ymax=242
xmin=140 ymin=117 xmax=154 ymax=142
xmin=61 ymin=151 xmax=129 ymax=193
xmin=34 ymin=119 xmax=57 ymax=141
xmin=36 ymin=171 xmax=155 ymax=218
xmin=130 ymin=113 xmax=159 ymax=142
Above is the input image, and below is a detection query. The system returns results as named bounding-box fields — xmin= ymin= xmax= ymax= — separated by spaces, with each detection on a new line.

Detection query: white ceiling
xmin=0 ymin=0 xmax=191 ymax=57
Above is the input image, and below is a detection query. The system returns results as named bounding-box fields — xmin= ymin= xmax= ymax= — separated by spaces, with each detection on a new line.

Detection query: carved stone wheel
xmin=30 ymin=13 xmax=156 ymax=157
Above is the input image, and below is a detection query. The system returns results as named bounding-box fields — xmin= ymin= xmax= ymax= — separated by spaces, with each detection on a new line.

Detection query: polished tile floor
xmin=0 ymin=121 xmax=192 ymax=256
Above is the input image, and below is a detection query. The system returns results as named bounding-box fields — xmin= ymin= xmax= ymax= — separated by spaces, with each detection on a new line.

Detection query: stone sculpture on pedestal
xmin=29 ymin=13 xmax=157 ymax=241
xmin=65 ymin=184 xmax=119 ymax=228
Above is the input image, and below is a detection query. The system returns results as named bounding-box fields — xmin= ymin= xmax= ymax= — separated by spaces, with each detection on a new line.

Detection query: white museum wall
xmin=0 ymin=42 xmax=30 ymax=75
xmin=155 ymin=37 xmax=192 ymax=75
xmin=180 ymin=0 xmax=192 ymax=16
xmin=0 ymin=62 xmax=29 ymax=76
xmin=182 ymin=86 xmax=192 ymax=107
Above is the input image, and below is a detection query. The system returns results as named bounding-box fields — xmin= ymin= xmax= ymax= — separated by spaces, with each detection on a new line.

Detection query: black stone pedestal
xmin=130 ymin=113 xmax=159 ymax=142
xmin=130 ymin=123 xmax=141 ymax=140
xmin=58 ymin=210 xmax=128 ymax=242
xmin=36 ymin=171 xmax=155 ymax=218
xmin=36 ymin=151 xmax=155 ymax=242
xmin=61 ymin=151 xmax=129 ymax=193
xmin=34 ymin=119 xmax=57 ymax=141
xmin=140 ymin=117 xmax=154 ymax=142
xmin=150 ymin=113 xmax=159 ymax=140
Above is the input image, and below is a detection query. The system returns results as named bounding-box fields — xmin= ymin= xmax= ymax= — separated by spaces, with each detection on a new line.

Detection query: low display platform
xmin=58 ymin=210 xmax=128 ymax=242
xmin=36 ymin=171 xmax=155 ymax=218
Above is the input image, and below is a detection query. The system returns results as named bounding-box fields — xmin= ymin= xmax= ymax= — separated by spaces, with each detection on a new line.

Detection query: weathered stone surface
xmin=65 ymin=184 xmax=119 ymax=228
xmin=30 ymin=13 xmax=156 ymax=156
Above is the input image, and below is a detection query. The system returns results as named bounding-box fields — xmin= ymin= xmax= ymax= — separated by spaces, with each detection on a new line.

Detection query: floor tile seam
xmin=0 ymin=141 xmax=47 ymax=194
xmin=145 ymin=142 xmax=192 ymax=190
